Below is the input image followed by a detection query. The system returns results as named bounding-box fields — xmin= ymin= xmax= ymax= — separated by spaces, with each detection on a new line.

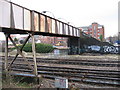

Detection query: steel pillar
xmin=4 ymin=33 xmax=9 ymax=72
xmin=78 ymin=37 xmax=81 ymax=54
xmin=7 ymin=34 xmax=34 ymax=71
xmin=31 ymin=33 xmax=38 ymax=76
xmin=4 ymin=33 xmax=38 ymax=76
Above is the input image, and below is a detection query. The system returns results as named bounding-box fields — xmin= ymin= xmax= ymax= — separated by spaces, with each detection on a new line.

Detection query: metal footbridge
xmin=0 ymin=0 xmax=104 ymax=77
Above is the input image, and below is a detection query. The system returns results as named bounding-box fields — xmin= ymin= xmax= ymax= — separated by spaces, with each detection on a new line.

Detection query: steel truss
xmin=4 ymin=32 xmax=38 ymax=76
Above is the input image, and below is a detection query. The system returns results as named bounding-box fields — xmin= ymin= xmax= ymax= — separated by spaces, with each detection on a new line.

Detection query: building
xmin=105 ymin=32 xmax=120 ymax=46
xmin=39 ymin=35 xmax=68 ymax=46
xmin=17 ymin=35 xmax=68 ymax=46
xmin=79 ymin=22 xmax=104 ymax=41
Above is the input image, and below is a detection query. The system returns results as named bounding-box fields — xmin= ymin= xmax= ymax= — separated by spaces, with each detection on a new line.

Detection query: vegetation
xmin=22 ymin=43 xmax=32 ymax=52
xmin=2 ymin=72 xmax=37 ymax=88
xmin=35 ymin=43 xmax=54 ymax=53
xmin=100 ymin=35 xmax=103 ymax=41
xmin=2 ymin=72 xmax=53 ymax=88
xmin=14 ymin=38 xmax=18 ymax=44
xmin=11 ymin=43 xmax=54 ymax=53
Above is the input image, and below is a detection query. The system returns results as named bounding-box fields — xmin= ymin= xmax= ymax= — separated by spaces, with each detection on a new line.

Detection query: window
xmin=98 ymin=29 xmax=100 ymax=32
xmin=84 ymin=30 xmax=88 ymax=32
xmin=94 ymin=26 xmax=96 ymax=37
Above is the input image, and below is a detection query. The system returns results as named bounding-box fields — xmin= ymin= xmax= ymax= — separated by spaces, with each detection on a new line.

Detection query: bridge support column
xmin=68 ymin=37 xmax=80 ymax=55
xmin=31 ymin=33 xmax=38 ymax=76
xmin=4 ymin=33 xmax=38 ymax=77
xmin=4 ymin=33 xmax=9 ymax=72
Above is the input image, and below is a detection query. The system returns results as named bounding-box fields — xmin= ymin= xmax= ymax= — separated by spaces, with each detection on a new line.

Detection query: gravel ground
xmin=1 ymin=52 xmax=119 ymax=71
xmin=35 ymin=78 xmax=117 ymax=88
xmin=0 ymin=52 xmax=119 ymax=61
xmin=36 ymin=63 xmax=119 ymax=71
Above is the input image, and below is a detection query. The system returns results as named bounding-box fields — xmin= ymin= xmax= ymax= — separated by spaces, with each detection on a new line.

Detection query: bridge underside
xmin=1 ymin=28 xmax=73 ymax=37
xmin=68 ymin=37 xmax=80 ymax=55
xmin=2 ymin=27 xmax=81 ymax=77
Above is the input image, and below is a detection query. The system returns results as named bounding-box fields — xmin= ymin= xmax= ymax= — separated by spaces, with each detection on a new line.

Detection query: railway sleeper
xmin=8 ymin=70 xmax=120 ymax=87
xmin=10 ymin=68 xmax=120 ymax=82
xmin=9 ymin=64 xmax=120 ymax=77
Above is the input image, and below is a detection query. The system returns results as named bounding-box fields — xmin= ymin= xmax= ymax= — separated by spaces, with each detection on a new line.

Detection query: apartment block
xmin=79 ymin=22 xmax=104 ymax=41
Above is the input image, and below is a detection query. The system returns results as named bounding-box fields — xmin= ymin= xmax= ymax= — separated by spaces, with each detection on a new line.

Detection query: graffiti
xmin=86 ymin=45 xmax=119 ymax=54
xmin=103 ymin=46 xmax=119 ymax=54
xmin=88 ymin=45 xmax=100 ymax=52
xmin=69 ymin=46 xmax=79 ymax=55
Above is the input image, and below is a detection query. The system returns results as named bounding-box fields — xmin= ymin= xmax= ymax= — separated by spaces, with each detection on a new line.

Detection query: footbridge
xmin=0 ymin=0 xmax=103 ymax=76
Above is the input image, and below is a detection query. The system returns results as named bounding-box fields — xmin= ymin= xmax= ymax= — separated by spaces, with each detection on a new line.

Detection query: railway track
xmin=8 ymin=64 xmax=120 ymax=87
xmin=1 ymin=56 xmax=120 ymax=87
xmin=1 ymin=56 xmax=120 ymax=67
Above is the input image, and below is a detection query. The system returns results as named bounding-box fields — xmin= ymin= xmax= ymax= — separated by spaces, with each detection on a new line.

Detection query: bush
xmin=22 ymin=43 xmax=54 ymax=53
xmin=9 ymin=45 xmax=22 ymax=52
xmin=36 ymin=43 xmax=54 ymax=53
xmin=23 ymin=43 xmax=32 ymax=52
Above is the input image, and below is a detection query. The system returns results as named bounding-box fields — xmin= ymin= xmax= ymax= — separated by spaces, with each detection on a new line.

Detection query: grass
xmin=15 ymin=82 xmax=33 ymax=88
xmin=2 ymin=80 xmax=33 ymax=88
xmin=2 ymin=73 xmax=38 ymax=88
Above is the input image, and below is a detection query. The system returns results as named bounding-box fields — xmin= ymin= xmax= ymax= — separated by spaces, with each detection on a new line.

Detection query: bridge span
xmin=0 ymin=0 xmax=104 ymax=76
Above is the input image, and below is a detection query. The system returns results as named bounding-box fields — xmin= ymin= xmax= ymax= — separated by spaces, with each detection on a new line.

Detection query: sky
xmin=0 ymin=0 xmax=119 ymax=40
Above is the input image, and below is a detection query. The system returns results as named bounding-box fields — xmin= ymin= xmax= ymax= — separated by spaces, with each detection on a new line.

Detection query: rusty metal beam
xmin=31 ymin=11 xmax=38 ymax=76
xmin=19 ymin=51 xmax=34 ymax=71
xmin=20 ymin=34 xmax=31 ymax=51
xmin=8 ymin=53 xmax=19 ymax=70
xmin=7 ymin=35 xmax=34 ymax=72
xmin=8 ymin=35 xmax=30 ymax=70
xmin=31 ymin=33 xmax=38 ymax=76
xmin=5 ymin=32 xmax=38 ymax=76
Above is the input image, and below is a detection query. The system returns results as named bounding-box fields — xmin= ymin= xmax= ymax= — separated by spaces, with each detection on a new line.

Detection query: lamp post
xmin=68 ymin=22 xmax=75 ymax=26
xmin=41 ymin=11 xmax=55 ymax=18
xmin=7 ymin=0 xmax=11 ymax=1
xmin=58 ymin=18 xmax=75 ymax=26
xmin=41 ymin=11 xmax=56 ymax=45
xmin=57 ymin=18 xmax=68 ymax=24
xmin=57 ymin=18 xmax=75 ymax=47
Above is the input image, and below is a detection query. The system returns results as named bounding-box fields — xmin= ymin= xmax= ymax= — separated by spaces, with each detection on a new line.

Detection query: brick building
xmin=79 ymin=22 xmax=104 ymax=41
xmin=39 ymin=35 xmax=68 ymax=46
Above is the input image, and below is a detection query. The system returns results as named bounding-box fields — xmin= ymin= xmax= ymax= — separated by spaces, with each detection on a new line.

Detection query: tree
xmin=14 ymin=38 xmax=18 ymax=44
xmin=100 ymin=35 xmax=103 ymax=42
xmin=19 ymin=40 xmax=24 ymax=44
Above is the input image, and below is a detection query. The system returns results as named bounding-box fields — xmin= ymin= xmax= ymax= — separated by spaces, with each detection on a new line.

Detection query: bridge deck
xmin=1 ymin=27 xmax=76 ymax=38
xmin=0 ymin=0 xmax=80 ymax=38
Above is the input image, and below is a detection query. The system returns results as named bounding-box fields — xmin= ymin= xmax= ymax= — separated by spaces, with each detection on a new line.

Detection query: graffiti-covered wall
xmin=68 ymin=37 xmax=80 ymax=55
xmin=102 ymin=46 xmax=119 ymax=54
xmin=84 ymin=45 xmax=119 ymax=54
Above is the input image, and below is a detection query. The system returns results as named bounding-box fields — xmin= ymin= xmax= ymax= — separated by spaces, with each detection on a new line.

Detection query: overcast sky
xmin=0 ymin=0 xmax=119 ymax=40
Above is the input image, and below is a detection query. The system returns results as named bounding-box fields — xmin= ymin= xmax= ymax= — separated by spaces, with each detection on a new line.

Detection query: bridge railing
xmin=0 ymin=0 xmax=80 ymax=37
